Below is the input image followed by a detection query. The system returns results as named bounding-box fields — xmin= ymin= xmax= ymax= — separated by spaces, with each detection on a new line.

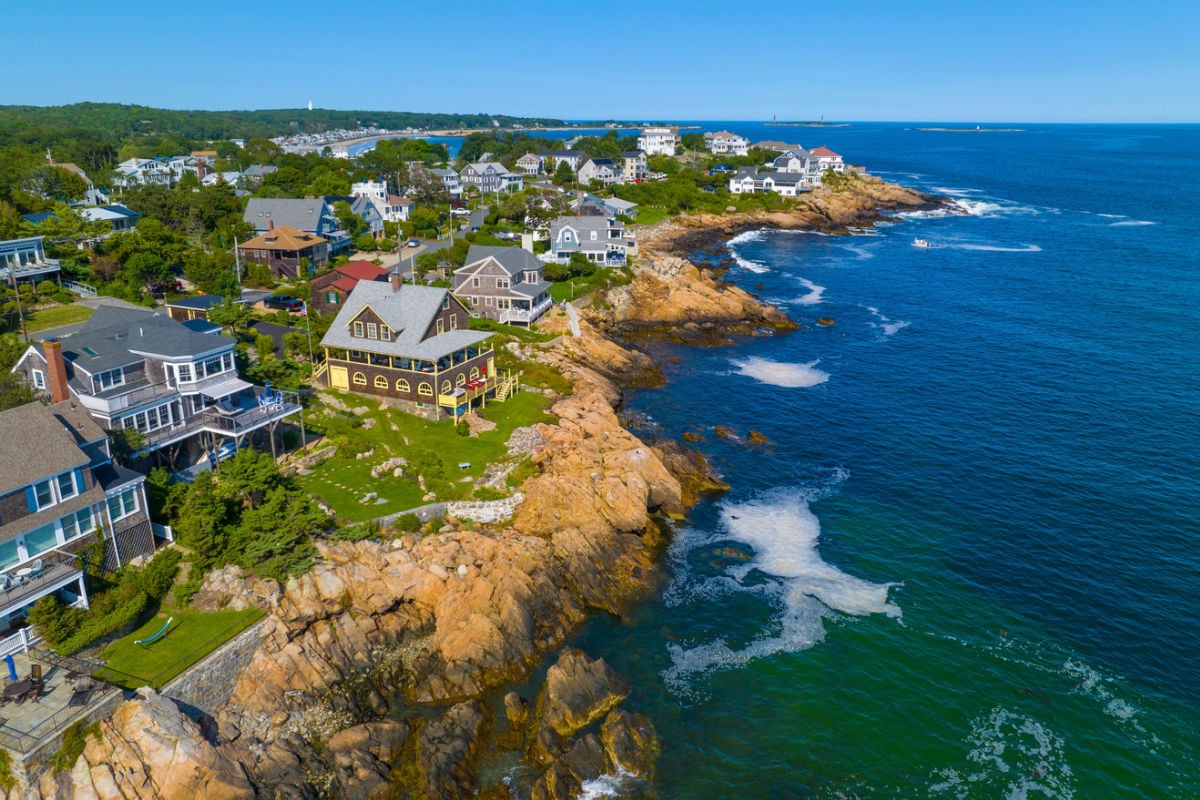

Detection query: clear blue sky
xmin=6 ymin=0 xmax=1198 ymax=123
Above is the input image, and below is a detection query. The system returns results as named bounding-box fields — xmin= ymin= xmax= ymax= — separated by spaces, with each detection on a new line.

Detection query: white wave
xmin=928 ymin=707 xmax=1074 ymax=799
xmin=896 ymin=208 xmax=954 ymax=220
xmin=953 ymin=198 xmax=1008 ymax=216
xmin=793 ymin=278 xmax=826 ymax=305
xmin=727 ymin=229 xmax=765 ymax=246
xmin=931 ymin=186 xmax=983 ymax=197
xmin=663 ymin=491 xmax=900 ymax=692
xmin=732 ymin=254 xmax=770 ymax=273
xmin=1108 ymin=220 xmax=1157 ymax=227
xmin=1097 ymin=213 xmax=1126 ymax=219
xmin=731 ymin=356 xmax=829 ymax=388
xmin=866 ymin=306 xmax=910 ymax=336
xmin=578 ymin=767 xmax=641 ymax=799
xmin=949 ymin=243 xmax=1043 ymax=253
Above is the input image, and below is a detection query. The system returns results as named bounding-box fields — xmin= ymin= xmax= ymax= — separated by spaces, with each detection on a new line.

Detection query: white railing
xmin=500 ymin=296 xmax=554 ymax=325
xmin=64 ymin=280 xmax=97 ymax=298
xmin=0 ymin=627 xmax=43 ymax=659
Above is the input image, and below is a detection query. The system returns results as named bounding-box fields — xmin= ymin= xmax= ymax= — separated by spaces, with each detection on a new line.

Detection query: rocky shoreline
xmin=19 ymin=176 xmax=942 ymax=800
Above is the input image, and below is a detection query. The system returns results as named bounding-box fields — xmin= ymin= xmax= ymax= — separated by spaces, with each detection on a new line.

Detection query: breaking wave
xmin=866 ymin=306 xmax=910 ymax=337
xmin=950 ymin=243 xmax=1043 ymax=253
xmin=1108 ymin=220 xmax=1157 ymax=227
xmin=793 ymin=278 xmax=827 ymax=305
xmin=663 ymin=490 xmax=900 ymax=694
xmin=578 ymin=768 xmax=643 ymax=799
xmin=730 ymin=356 xmax=829 ymax=388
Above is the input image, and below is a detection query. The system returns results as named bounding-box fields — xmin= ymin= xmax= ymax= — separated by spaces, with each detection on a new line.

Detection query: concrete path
xmin=564 ymin=302 xmax=581 ymax=337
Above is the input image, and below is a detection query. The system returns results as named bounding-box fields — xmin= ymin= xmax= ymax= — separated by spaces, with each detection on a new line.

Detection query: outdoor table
xmin=2 ymin=679 xmax=32 ymax=700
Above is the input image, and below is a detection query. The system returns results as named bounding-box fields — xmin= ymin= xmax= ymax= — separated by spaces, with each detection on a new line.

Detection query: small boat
xmin=913 ymin=238 xmax=932 ymax=248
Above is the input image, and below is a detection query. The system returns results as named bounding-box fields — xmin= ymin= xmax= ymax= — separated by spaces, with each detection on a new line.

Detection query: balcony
xmin=500 ymin=296 xmax=554 ymax=325
xmin=139 ymin=387 xmax=301 ymax=451
xmin=0 ymin=257 xmax=60 ymax=282
xmin=0 ymin=550 xmax=84 ymax=618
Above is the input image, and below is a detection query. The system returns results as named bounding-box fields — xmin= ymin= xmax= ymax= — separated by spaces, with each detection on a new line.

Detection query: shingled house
xmin=320 ymin=274 xmax=516 ymax=420
xmin=0 ymin=401 xmax=157 ymax=654
xmin=236 ymin=225 xmax=329 ymax=278
xmin=309 ymin=260 xmax=390 ymax=317
xmin=452 ymin=245 xmax=552 ymax=326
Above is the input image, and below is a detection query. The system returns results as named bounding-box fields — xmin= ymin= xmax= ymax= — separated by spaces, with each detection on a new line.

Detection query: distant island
xmin=765 ymin=121 xmax=849 ymax=127
xmin=915 ymin=126 xmax=1026 ymax=132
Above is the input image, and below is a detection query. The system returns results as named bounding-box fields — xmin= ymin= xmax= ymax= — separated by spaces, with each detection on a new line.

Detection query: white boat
xmin=913 ymin=238 xmax=932 ymax=248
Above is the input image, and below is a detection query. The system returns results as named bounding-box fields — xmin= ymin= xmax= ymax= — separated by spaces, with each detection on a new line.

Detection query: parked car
xmin=263 ymin=295 xmax=304 ymax=312
xmin=406 ymin=239 xmax=421 ymax=247
xmin=146 ymin=280 xmax=183 ymax=295
xmin=450 ymin=208 xmax=470 ymax=217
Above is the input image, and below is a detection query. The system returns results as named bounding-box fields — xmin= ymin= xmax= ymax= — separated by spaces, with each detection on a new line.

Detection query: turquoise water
xmin=570 ymin=124 xmax=1200 ymax=798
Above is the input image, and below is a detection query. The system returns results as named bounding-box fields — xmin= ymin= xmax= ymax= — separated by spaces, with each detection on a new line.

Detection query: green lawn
xmin=630 ymin=207 xmax=670 ymax=226
xmin=94 ymin=607 xmax=265 ymax=690
xmin=24 ymin=304 xmax=93 ymax=333
xmin=295 ymin=389 xmax=555 ymax=522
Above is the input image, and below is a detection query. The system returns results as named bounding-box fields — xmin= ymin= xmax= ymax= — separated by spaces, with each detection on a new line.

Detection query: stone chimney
xmin=43 ymin=338 xmax=70 ymax=403
xmin=390 ymin=270 xmax=402 ymax=292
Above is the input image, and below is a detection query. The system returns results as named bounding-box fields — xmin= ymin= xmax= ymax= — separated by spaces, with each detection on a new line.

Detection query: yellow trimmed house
xmin=318 ymin=274 xmax=516 ymax=420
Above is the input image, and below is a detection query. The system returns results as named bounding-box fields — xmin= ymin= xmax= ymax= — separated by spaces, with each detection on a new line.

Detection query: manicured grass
xmin=295 ymin=389 xmax=555 ymax=522
xmin=24 ymin=303 xmax=93 ymax=333
xmin=94 ymin=606 xmax=266 ymax=690
xmin=630 ymin=207 xmax=670 ymax=226
xmin=468 ymin=317 xmax=557 ymax=344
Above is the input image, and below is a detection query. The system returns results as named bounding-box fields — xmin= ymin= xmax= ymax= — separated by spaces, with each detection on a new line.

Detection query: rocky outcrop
xmin=38 ymin=688 xmax=255 ymax=800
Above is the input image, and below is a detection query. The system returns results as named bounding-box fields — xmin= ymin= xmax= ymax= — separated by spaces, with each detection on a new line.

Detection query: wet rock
xmin=748 ymin=429 xmax=769 ymax=444
xmin=417 ymin=701 xmax=486 ymax=799
xmin=529 ymin=649 xmax=628 ymax=765
xmin=714 ymin=425 xmax=735 ymax=439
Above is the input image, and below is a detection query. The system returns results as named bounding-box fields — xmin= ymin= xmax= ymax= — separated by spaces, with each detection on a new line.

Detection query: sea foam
xmin=663 ymin=491 xmax=900 ymax=692
xmin=578 ymin=768 xmax=642 ymax=799
xmin=793 ymin=278 xmax=827 ymax=305
xmin=730 ymin=356 xmax=829 ymax=388
xmin=866 ymin=306 xmax=911 ymax=337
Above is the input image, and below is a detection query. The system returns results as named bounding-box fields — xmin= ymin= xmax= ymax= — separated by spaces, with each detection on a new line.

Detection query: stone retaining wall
xmin=445 ymin=493 xmax=523 ymax=524
xmin=162 ymin=618 xmax=272 ymax=724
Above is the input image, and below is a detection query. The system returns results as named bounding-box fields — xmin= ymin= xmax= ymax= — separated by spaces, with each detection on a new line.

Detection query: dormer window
xmin=353 ymin=321 xmax=364 ymax=337
xmin=380 ymin=325 xmax=391 ymax=341
xmin=442 ymin=296 xmax=450 ymax=310
xmin=367 ymin=323 xmax=378 ymax=339
xmin=95 ymin=368 xmax=124 ymax=391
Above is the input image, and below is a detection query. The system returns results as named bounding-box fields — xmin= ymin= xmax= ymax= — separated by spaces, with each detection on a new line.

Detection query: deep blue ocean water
xmin=556 ymin=123 xmax=1200 ymax=799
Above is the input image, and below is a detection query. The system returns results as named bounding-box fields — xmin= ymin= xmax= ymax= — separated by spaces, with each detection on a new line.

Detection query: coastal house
xmin=326 ymin=195 xmax=384 ymax=240
xmin=579 ymin=194 xmax=638 ymax=220
xmin=808 ymin=146 xmax=846 ymax=175
xmin=351 ymin=180 xmax=413 ymax=222
xmin=319 ymin=274 xmax=514 ymax=421
xmin=772 ymin=148 xmax=810 ymax=173
xmin=728 ymin=168 xmax=809 ymax=196
xmin=111 ymin=158 xmax=176 ymax=188
xmin=547 ymin=216 xmax=631 ymax=265
xmin=544 ymin=150 xmax=585 ymax=174
xmin=45 ymin=158 xmax=108 ymax=207
xmin=241 ymin=164 xmax=278 ymax=187
xmin=0 ymin=400 xmax=159 ymax=655
xmin=165 ymin=294 xmax=252 ymax=324
xmin=0 ymin=236 xmax=60 ymax=286
xmin=577 ymin=158 xmax=621 ymax=186
xmin=637 ymin=127 xmax=680 ymax=156
xmin=309 ymin=260 xmax=391 ymax=317
xmin=460 ymin=162 xmax=523 ymax=194
xmin=704 ymin=131 xmax=749 ymax=156
xmin=516 ymin=153 xmax=544 ymax=175
xmin=11 ymin=308 xmax=302 ymax=466
xmin=427 ymin=168 xmax=463 ymax=198
xmin=237 ymin=224 xmax=329 ymax=278
xmin=453 ymin=245 xmax=553 ymax=326
xmin=243 ymin=197 xmax=349 ymax=254
xmin=621 ymin=150 xmax=648 ymax=182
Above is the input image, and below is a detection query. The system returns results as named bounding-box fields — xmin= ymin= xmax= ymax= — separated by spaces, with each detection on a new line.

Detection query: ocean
xmin=561 ymin=123 xmax=1200 ymax=799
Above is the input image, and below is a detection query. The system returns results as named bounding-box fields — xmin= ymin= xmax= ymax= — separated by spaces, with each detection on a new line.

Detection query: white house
xmin=577 ymin=158 xmax=621 ymax=186
xmin=637 ymin=127 xmax=679 ymax=156
xmin=547 ymin=216 xmax=631 ymax=266
xmin=808 ymin=146 xmax=846 ymax=175
xmin=728 ymin=168 xmax=808 ymax=197
xmin=428 ymin=168 xmax=463 ymax=198
xmin=704 ymin=131 xmax=749 ymax=156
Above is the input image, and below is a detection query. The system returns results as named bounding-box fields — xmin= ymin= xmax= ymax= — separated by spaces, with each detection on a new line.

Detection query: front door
xmin=329 ymin=365 xmax=349 ymax=390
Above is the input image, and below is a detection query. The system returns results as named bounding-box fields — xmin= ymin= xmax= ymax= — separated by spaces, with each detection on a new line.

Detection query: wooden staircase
xmin=493 ymin=371 xmax=520 ymax=401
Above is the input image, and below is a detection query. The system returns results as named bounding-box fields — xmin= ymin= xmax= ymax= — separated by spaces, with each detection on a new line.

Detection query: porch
xmin=500 ymin=296 xmax=553 ymax=326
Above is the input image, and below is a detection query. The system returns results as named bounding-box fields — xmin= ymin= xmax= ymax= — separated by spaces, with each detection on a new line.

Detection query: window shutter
xmin=25 ymin=486 xmax=37 ymax=512
xmin=74 ymin=468 xmax=86 ymax=493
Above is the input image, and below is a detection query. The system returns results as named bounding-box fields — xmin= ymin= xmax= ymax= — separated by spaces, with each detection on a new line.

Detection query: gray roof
xmin=47 ymin=306 xmax=233 ymax=375
xmin=320 ymin=281 xmax=489 ymax=361
xmin=48 ymin=399 xmax=106 ymax=447
xmin=92 ymin=462 xmax=144 ymax=492
xmin=243 ymin=198 xmax=331 ymax=233
xmin=462 ymin=245 xmax=544 ymax=276
xmin=168 ymin=295 xmax=236 ymax=311
xmin=0 ymin=402 xmax=90 ymax=496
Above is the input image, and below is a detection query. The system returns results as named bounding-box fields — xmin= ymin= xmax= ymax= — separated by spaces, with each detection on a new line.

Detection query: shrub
xmin=52 ymin=721 xmax=101 ymax=773
xmin=255 ymin=334 xmax=276 ymax=361
xmin=473 ymin=486 xmax=507 ymax=501
xmin=174 ymin=561 xmax=206 ymax=607
xmin=394 ymin=513 xmax=421 ymax=533
xmin=0 ymin=747 xmax=15 ymax=792
xmin=36 ymin=280 xmax=57 ymax=296
xmin=28 ymin=596 xmax=85 ymax=647
xmin=133 ymin=548 xmax=182 ymax=601
xmin=456 ymin=420 xmax=470 ymax=437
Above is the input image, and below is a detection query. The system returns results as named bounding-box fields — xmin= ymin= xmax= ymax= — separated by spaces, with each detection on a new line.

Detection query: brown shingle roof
xmin=0 ymin=402 xmax=90 ymax=497
xmin=240 ymin=225 xmax=327 ymax=251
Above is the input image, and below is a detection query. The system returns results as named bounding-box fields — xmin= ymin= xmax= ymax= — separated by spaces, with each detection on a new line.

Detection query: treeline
xmin=455 ymin=130 xmax=640 ymax=168
xmin=0 ymin=102 xmax=565 ymax=146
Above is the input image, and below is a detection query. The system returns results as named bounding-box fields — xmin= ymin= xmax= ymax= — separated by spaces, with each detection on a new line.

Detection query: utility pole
xmin=233 ymin=236 xmax=242 ymax=287
xmin=8 ymin=272 xmax=28 ymax=343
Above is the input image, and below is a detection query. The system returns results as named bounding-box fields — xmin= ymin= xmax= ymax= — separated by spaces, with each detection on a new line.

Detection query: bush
xmin=473 ymin=486 xmax=507 ymax=501
xmin=133 ymin=548 xmax=182 ymax=601
xmin=52 ymin=721 xmax=101 ymax=773
xmin=174 ymin=560 xmax=205 ymax=607
xmin=28 ymin=596 xmax=85 ymax=647
xmin=394 ymin=513 xmax=421 ymax=533
xmin=36 ymin=280 xmax=57 ymax=296
xmin=456 ymin=420 xmax=470 ymax=437
xmin=0 ymin=747 xmax=15 ymax=792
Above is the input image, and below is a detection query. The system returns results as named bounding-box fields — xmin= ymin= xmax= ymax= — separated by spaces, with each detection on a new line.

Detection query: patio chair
xmin=29 ymin=664 xmax=40 ymax=682
xmin=0 ymin=573 xmax=11 ymax=592
xmin=28 ymin=559 xmax=43 ymax=579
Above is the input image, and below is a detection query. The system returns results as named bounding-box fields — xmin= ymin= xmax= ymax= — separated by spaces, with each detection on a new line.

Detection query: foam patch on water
xmin=928 ymin=707 xmax=1075 ymax=799
xmin=730 ymin=356 xmax=829 ymax=388
xmin=793 ymin=278 xmax=826 ymax=305
xmin=948 ymin=243 xmax=1043 ymax=253
xmin=663 ymin=491 xmax=900 ymax=693
xmin=931 ymin=186 xmax=984 ymax=197
xmin=866 ymin=306 xmax=910 ymax=337
xmin=578 ymin=767 xmax=642 ymax=799
xmin=726 ymin=230 xmax=771 ymax=272
xmin=727 ymin=230 xmax=765 ymax=246
xmin=1108 ymin=220 xmax=1157 ymax=227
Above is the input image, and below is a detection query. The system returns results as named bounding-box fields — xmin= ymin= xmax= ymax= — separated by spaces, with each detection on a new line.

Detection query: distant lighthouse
xmin=307 ymin=100 xmax=313 ymax=111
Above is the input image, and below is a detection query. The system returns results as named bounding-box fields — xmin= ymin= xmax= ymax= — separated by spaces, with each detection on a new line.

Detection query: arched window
xmin=352 ymin=372 xmax=367 ymax=385
xmin=374 ymin=375 xmax=388 ymax=388
xmin=456 ymin=373 xmax=466 ymax=386
xmin=396 ymin=378 xmax=410 ymax=393
xmin=418 ymin=382 xmax=433 ymax=396
xmin=470 ymin=367 xmax=480 ymax=379
xmin=441 ymin=380 xmax=452 ymax=394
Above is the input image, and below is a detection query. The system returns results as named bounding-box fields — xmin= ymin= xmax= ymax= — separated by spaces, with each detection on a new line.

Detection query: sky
xmin=5 ymin=0 xmax=1199 ymax=123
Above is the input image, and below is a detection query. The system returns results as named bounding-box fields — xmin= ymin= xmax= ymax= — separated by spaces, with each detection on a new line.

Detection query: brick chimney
xmin=268 ymin=219 xmax=274 ymax=230
xmin=390 ymin=270 xmax=402 ymax=292
xmin=43 ymin=338 xmax=70 ymax=403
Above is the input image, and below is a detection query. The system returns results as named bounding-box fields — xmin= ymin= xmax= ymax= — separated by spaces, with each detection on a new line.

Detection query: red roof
xmin=330 ymin=276 xmax=358 ymax=292
xmin=335 ymin=260 xmax=389 ymax=281
xmin=810 ymin=146 xmax=841 ymax=158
